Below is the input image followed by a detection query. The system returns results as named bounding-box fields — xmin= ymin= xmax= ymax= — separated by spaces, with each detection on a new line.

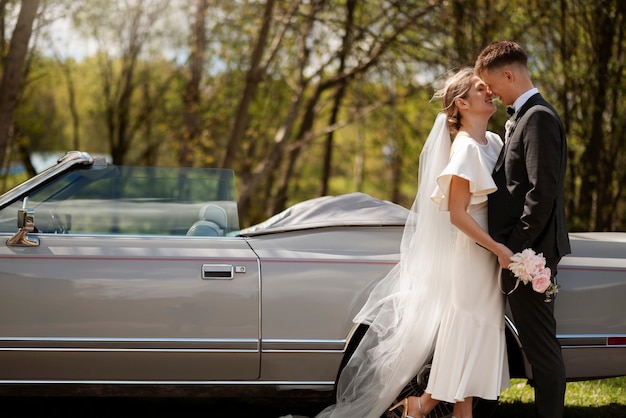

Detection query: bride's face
xmin=462 ymin=76 xmax=496 ymax=116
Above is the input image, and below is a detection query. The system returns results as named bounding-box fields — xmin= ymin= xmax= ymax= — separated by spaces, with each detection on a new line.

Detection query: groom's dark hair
xmin=474 ymin=40 xmax=528 ymax=74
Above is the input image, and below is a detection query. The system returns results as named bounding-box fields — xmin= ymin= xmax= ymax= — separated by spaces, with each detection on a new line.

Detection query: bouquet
xmin=508 ymin=248 xmax=558 ymax=302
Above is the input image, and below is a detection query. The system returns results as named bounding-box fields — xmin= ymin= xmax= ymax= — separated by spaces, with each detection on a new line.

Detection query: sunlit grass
xmin=565 ymin=377 xmax=626 ymax=406
xmin=494 ymin=377 xmax=626 ymax=417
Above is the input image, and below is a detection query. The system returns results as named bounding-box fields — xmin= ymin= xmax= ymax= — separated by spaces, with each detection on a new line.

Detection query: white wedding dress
xmin=282 ymin=114 xmax=509 ymax=418
xmin=427 ymin=132 xmax=509 ymax=402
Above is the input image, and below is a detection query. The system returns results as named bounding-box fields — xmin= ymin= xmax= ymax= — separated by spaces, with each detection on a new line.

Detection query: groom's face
xmin=480 ymin=69 xmax=514 ymax=106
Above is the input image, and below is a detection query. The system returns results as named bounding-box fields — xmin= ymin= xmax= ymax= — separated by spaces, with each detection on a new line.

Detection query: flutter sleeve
xmin=430 ymin=137 xmax=497 ymax=211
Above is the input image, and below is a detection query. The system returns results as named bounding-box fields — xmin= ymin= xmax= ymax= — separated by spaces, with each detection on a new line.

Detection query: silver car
xmin=0 ymin=151 xmax=624 ymax=412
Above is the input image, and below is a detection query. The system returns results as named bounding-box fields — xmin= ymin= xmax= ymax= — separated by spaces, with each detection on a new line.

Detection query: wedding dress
xmin=283 ymin=113 xmax=508 ymax=418
xmin=427 ymin=130 xmax=509 ymax=403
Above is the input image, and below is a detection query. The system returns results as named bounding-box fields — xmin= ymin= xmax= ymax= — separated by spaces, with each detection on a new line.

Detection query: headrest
xmin=199 ymin=204 xmax=228 ymax=228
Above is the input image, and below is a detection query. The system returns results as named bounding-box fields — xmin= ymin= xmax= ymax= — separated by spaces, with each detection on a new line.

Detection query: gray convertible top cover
xmin=240 ymin=192 xmax=409 ymax=236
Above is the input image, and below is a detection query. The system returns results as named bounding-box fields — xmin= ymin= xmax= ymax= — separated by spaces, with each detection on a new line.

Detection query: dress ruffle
xmin=427 ymin=304 xmax=509 ymax=402
xmin=431 ymin=132 xmax=500 ymax=210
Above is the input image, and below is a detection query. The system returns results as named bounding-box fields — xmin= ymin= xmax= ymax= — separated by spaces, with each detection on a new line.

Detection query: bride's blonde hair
xmin=432 ymin=68 xmax=474 ymax=134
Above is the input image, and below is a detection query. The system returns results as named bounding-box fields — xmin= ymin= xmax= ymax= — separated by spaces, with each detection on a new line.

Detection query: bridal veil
xmin=313 ymin=113 xmax=457 ymax=417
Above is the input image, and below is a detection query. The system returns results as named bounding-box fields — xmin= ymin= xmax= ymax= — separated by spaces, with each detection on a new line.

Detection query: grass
xmin=493 ymin=377 xmax=626 ymax=417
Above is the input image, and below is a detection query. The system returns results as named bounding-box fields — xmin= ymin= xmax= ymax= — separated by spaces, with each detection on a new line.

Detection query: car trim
xmin=0 ymin=254 xmax=258 ymax=263
xmin=558 ymin=334 xmax=626 ymax=347
xmin=0 ymin=380 xmax=335 ymax=386
xmin=0 ymin=337 xmax=259 ymax=351
xmin=255 ymin=256 xmax=263 ymax=356
xmin=496 ymin=319 xmax=624 ymax=348
xmin=262 ymin=339 xmax=346 ymax=352
xmin=263 ymin=258 xmax=396 ymax=266
xmin=0 ymin=152 xmax=95 ymax=209
xmin=0 ymin=348 xmax=259 ymax=353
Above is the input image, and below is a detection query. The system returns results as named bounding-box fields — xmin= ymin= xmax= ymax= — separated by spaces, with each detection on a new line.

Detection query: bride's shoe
xmin=388 ymin=398 xmax=413 ymax=418
xmin=388 ymin=396 xmax=425 ymax=418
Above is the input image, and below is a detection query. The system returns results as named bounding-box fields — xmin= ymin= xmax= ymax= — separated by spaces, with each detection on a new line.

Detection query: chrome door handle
xmin=201 ymin=264 xmax=234 ymax=280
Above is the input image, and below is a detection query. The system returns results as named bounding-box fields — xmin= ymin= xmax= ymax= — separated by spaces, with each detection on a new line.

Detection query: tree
xmin=5 ymin=0 xmax=626 ymax=232
xmin=179 ymin=0 xmax=209 ymax=167
xmin=535 ymin=0 xmax=626 ymax=231
xmin=574 ymin=0 xmax=626 ymax=231
xmin=318 ymin=0 xmax=356 ymax=197
xmin=220 ymin=0 xmax=282 ymax=170
xmin=0 ymin=0 xmax=40 ymax=170
xmin=225 ymin=0 xmax=441 ymax=221
xmin=73 ymin=0 xmax=174 ymax=165
xmin=53 ymin=56 xmax=80 ymax=150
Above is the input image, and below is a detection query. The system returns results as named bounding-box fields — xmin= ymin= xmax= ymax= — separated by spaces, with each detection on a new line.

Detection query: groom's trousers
xmin=504 ymin=257 xmax=566 ymax=418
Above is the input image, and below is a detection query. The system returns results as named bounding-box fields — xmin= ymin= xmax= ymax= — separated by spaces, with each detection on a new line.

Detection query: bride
xmin=285 ymin=68 xmax=512 ymax=418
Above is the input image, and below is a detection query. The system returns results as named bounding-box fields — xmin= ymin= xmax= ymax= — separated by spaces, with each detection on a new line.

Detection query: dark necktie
xmin=506 ymin=106 xmax=515 ymax=117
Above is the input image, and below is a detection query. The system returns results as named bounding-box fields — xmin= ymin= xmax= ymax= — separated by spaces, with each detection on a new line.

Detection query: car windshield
xmin=0 ymin=165 xmax=239 ymax=236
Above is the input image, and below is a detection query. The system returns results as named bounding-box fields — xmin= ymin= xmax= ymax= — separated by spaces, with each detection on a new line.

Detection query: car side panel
xmin=555 ymin=237 xmax=626 ymax=379
xmin=249 ymin=226 xmax=402 ymax=383
xmin=0 ymin=234 xmax=260 ymax=382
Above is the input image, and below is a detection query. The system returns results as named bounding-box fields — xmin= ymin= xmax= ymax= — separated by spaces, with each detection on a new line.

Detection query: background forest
xmin=0 ymin=0 xmax=624 ymax=230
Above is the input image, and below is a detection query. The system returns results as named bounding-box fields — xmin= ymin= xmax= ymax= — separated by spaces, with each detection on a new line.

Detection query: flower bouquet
xmin=508 ymin=248 xmax=558 ymax=302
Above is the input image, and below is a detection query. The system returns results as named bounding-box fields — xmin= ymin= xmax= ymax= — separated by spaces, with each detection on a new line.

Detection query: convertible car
xmin=0 ymin=151 xmax=625 ymax=412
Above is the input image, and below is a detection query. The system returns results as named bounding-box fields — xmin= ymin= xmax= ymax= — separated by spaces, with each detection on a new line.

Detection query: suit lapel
xmin=494 ymin=142 xmax=506 ymax=171
xmin=493 ymin=93 xmax=544 ymax=173
xmin=514 ymin=93 xmax=543 ymax=122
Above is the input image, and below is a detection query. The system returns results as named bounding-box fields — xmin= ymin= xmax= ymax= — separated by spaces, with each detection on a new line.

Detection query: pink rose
xmin=532 ymin=267 xmax=552 ymax=293
xmin=509 ymin=249 xmax=546 ymax=284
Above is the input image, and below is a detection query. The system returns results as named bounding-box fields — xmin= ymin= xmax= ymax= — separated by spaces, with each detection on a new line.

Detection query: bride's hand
xmin=496 ymin=243 xmax=514 ymax=269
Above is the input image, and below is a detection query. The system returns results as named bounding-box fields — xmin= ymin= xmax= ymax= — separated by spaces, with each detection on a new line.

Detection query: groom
xmin=475 ymin=41 xmax=571 ymax=418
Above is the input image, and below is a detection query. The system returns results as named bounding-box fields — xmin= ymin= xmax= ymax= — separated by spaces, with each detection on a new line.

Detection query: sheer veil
xmin=315 ymin=113 xmax=457 ymax=418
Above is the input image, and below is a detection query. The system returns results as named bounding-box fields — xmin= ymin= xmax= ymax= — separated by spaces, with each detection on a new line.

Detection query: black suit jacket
xmin=488 ymin=93 xmax=571 ymax=258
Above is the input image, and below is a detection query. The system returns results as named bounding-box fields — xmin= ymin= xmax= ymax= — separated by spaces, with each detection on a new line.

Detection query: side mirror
xmin=17 ymin=207 xmax=35 ymax=230
xmin=7 ymin=198 xmax=39 ymax=247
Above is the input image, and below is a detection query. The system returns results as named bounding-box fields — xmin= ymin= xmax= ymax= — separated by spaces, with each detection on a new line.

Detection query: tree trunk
xmin=221 ymin=0 xmax=277 ymax=169
xmin=0 ymin=0 xmax=8 ymax=61
xmin=318 ymin=0 xmax=355 ymax=197
xmin=579 ymin=1 xmax=614 ymax=231
xmin=0 ymin=0 xmax=39 ymax=167
xmin=179 ymin=0 xmax=209 ymax=167
xmin=57 ymin=59 xmax=81 ymax=150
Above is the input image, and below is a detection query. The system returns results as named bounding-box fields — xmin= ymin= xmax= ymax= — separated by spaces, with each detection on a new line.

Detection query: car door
xmin=0 ymin=162 xmax=261 ymax=383
xmin=0 ymin=233 xmax=260 ymax=383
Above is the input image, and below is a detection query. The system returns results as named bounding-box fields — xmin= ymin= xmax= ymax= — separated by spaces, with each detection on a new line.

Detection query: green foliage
xmin=1 ymin=0 xmax=624 ymax=228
